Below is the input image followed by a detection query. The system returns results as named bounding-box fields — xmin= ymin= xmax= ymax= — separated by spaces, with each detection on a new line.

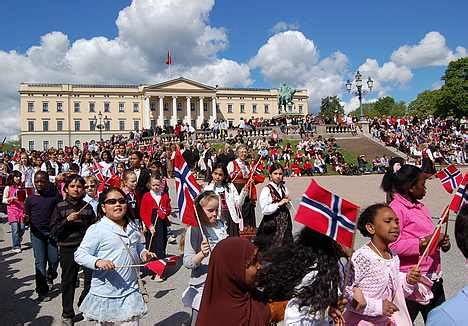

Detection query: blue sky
xmin=0 ymin=0 xmax=467 ymax=136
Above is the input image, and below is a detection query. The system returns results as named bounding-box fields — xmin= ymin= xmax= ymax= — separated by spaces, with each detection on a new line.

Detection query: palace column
xmin=143 ymin=97 xmax=150 ymax=129
xmin=185 ymin=96 xmax=191 ymax=126
xmin=196 ymin=97 xmax=204 ymax=129
xmin=171 ymin=96 xmax=178 ymax=127
xmin=158 ymin=96 xmax=164 ymax=127
xmin=210 ymin=96 xmax=216 ymax=124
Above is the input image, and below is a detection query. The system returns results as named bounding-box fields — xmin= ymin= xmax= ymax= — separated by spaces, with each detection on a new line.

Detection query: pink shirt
xmin=389 ymin=193 xmax=441 ymax=276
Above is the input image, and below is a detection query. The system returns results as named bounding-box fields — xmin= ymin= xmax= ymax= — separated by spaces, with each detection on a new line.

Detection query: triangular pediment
xmin=145 ymin=77 xmax=215 ymax=91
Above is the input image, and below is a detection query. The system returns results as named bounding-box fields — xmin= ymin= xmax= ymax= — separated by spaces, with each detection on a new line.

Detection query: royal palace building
xmin=19 ymin=77 xmax=308 ymax=150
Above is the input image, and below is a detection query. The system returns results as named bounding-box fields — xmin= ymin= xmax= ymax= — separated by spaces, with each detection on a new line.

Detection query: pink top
xmin=389 ymin=193 xmax=441 ymax=276
xmin=6 ymin=186 xmax=25 ymax=223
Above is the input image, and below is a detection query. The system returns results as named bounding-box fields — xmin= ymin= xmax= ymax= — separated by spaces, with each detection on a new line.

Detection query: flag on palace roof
xmin=295 ymin=179 xmax=359 ymax=248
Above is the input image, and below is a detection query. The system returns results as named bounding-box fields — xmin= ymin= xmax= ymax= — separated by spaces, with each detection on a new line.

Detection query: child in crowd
xmin=344 ymin=204 xmax=432 ymax=325
xmin=196 ymin=237 xmax=270 ymax=326
xmin=257 ymin=228 xmax=346 ymax=325
xmin=122 ymin=171 xmax=143 ymax=231
xmin=83 ymin=176 xmax=99 ymax=216
xmin=257 ymin=163 xmax=292 ymax=249
xmin=380 ymin=157 xmax=405 ymax=204
xmin=50 ymin=175 xmax=96 ymax=324
xmin=75 ymin=187 xmax=156 ymax=325
xmin=182 ymin=191 xmax=228 ymax=326
xmin=140 ymin=174 xmax=171 ymax=279
xmin=388 ymin=165 xmax=450 ymax=322
xmin=203 ymin=163 xmax=250 ymax=237
xmin=3 ymin=171 xmax=26 ymax=253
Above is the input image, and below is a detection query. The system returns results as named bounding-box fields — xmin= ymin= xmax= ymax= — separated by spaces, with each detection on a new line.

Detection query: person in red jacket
xmin=140 ymin=174 xmax=171 ymax=265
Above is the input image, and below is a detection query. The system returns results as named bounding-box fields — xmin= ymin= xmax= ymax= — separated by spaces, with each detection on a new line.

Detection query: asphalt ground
xmin=1 ymin=174 xmax=466 ymax=325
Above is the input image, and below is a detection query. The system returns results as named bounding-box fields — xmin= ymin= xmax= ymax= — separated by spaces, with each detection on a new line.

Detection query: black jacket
xmin=132 ymin=167 xmax=150 ymax=196
xmin=50 ymin=197 xmax=96 ymax=247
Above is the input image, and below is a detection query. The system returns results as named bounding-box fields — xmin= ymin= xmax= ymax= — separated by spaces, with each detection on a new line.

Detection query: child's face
xmin=409 ymin=174 xmax=427 ymax=200
xmin=13 ymin=175 xmax=21 ymax=184
xmin=125 ymin=175 xmax=137 ymax=190
xmin=117 ymin=165 xmax=125 ymax=174
xmin=270 ymin=168 xmax=283 ymax=184
xmin=202 ymin=198 xmax=219 ymax=224
xmin=101 ymin=191 xmax=127 ymax=222
xmin=84 ymin=181 xmax=97 ymax=197
xmin=212 ymin=168 xmax=225 ymax=184
xmin=150 ymin=179 xmax=161 ymax=193
xmin=366 ymin=207 xmax=400 ymax=244
xmin=66 ymin=180 xmax=84 ymax=199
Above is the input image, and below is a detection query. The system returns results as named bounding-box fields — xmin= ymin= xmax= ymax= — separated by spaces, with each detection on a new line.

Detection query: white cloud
xmin=270 ymin=21 xmax=300 ymax=34
xmin=391 ymin=31 xmax=467 ymax=68
xmin=0 ymin=0 xmax=252 ymax=139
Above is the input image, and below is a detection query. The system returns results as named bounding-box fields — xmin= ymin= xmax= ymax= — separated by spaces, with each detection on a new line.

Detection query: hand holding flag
xmin=436 ymin=165 xmax=463 ymax=193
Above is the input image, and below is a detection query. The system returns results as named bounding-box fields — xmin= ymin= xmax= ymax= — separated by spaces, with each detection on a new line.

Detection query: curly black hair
xmin=256 ymin=227 xmax=344 ymax=314
xmin=357 ymin=203 xmax=389 ymax=237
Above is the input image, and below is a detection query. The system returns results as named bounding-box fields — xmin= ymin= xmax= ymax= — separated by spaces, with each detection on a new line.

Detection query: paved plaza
xmin=1 ymin=174 xmax=466 ymax=325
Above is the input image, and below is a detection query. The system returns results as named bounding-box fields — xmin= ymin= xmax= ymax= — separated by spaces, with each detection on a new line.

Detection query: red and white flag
xmin=436 ymin=165 xmax=463 ymax=194
xmin=165 ymin=50 xmax=173 ymax=65
xmin=449 ymin=174 xmax=468 ymax=213
xmin=174 ymin=148 xmax=201 ymax=226
xmin=295 ymin=179 xmax=359 ymax=248
xmin=145 ymin=255 xmax=178 ymax=277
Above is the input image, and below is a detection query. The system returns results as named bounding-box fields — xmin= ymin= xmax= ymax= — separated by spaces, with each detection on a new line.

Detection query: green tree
xmin=408 ymin=90 xmax=438 ymax=117
xmin=435 ymin=57 xmax=468 ymax=118
xmin=320 ymin=96 xmax=344 ymax=123
xmin=349 ymin=96 xmax=406 ymax=117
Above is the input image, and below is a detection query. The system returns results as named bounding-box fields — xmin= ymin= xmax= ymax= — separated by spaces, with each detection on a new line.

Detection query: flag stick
xmin=115 ymin=264 xmax=146 ymax=268
xmin=76 ymin=201 xmax=90 ymax=215
xmin=416 ymin=205 xmax=449 ymax=269
xmin=147 ymin=216 xmax=158 ymax=251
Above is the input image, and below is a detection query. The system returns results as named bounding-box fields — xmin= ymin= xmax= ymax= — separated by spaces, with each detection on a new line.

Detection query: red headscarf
xmin=196 ymin=237 xmax=270 ymax=326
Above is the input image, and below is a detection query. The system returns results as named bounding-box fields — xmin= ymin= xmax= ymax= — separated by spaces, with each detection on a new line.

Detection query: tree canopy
xmin=319 ymin=96 xmax=344 ymax=123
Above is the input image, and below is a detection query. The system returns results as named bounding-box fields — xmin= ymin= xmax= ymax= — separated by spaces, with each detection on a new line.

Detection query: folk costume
xmin=203 ymin=181 xmax=247 ymax=237
xmin=140 ymin=190 xmax=171 ymax=260
xmin=227 ymin=158 xmax=264 ymax=231
xmin=257 ymin=181 xmax=293 ymax=248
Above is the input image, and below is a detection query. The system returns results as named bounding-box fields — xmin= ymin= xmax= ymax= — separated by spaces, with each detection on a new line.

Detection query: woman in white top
xmin=257 ymin=163 xmax=292 ymax=249
xmin=13 ymin=153 xmax=34 ymax=195
xmin=203 ymin=163 xmax=250 ymax=237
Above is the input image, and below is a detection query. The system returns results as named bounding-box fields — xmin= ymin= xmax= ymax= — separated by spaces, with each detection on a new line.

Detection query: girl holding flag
xmin=388 ymin=164 xmax=451 ymax=322
xmin=75 ymin=187 xmax=156 ymax=325
xmin=203 ymin=163 xmax=251 ymax=237
xmin=182 ymin=191 xmax=228 ymax=326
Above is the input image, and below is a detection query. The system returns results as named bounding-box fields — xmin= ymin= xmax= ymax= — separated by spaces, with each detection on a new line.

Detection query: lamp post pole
xmin=93 ymin=111 xmax=109 ymax=141
xmin=346 ymin=71 xmax=374 ymax=121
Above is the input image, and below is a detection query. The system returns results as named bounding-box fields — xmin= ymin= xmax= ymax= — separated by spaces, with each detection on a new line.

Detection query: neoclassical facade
xmin=19 ymin=77 xmax=308 ymax=150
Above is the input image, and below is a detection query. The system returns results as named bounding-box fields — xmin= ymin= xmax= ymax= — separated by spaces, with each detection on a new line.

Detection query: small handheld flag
xmin=436 ymin=165 xmax=463 ymax=194
xmin=449 ymin=174 xmax=468 ymax=213
xmin=174 ymin=148 xmax=201 ymax=226
xmin=145 ymin=255 xmax=178 ymax=277
xmin=295 ymin=179 xmax=359 ymax=248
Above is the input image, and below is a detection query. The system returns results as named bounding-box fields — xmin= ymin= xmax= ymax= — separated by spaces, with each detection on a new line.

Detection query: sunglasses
xmin=84 ymin=184 xmax=96 ymax=189
xmin=104 ymin=198 xmax=127 ymax=205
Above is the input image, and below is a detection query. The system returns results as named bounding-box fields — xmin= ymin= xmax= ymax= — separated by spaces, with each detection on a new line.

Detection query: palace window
xmin=57 ymin=120 xmax=63 ymax=131
xmin=57 ymin=102 xmax=63 ymax=112
xmin=240 ymin=104 xmax=245 ymax=113
xmin=177 ymin=102 xmax=182 ymax=111
xmin=28 ymin=102 xmax=34 ymax=112
xmin=203 ymin=103 xmax=208 ymax=112
xmin=134 ymin=120 xmax=140 ymax=131
xmin=28 ymin=121 xmax=35 ymax=132
xmin=104 ymin=120 xmax=111 ymax=131
xmin=42 ymin=120 xmax=49 ymax=131
xmin=191 ymin=103 xmax=195 ymax=112
xmin=216 ymin=104 xmax=220 ymax=113
xmin=57 ymin=140 xmax=63 ymax=149
xmin=74 ymin=102 xmax=80 ymax=112
xmin=119 ymin=102 xmax=125 ymax=113
xmin=74 ymin=120 xmax=81 ymax=131
xmin=164 ymin=103 xmax=168 ymax=111
xmin=227 ymin=104 xmax=233 ymax=113
xmin=104 ymin=102 xmax=110 ymax=112
xmin=133 ymin=103 xmax=139 ymax=113
xmin=119 ymin=120 xmax=125 ymax=131
xmin=90 ymin=120 xmax=96 ymax=131
xmin=252 ymin=104 xmax=257 ymax=114
xmin=150 ymin=102 xmax=156 ymax=111
xmin=228 ymin=119 xmax=234 ymax=127
xmin=43 ymin=141 xmax=49 ymax=150
xmin=299 ymin=105 xmax=303 ymax=113
xmin=89 ymin=102 xmax=95 ymax=113
xmin=264 ymin=104 xmax=269 ymax=113
xmin=42 ymin=102 xmax=49 ymax=112
xmin=28 ymin=141 xmax=34 ymax=151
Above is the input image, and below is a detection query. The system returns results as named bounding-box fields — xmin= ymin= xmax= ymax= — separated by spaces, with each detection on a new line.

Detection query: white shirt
xmin=259 ymin=181 xmax=289 ymax=215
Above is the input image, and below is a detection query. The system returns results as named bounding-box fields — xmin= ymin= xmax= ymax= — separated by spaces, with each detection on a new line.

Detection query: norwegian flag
xmin=174 ymin=148 xmax=201 ymax=226
xmin=436 ymin=165 xmax=463 ymax=194
xmin=295 ymin=179 xmax=359 ymax=248
xmin=144 ymin=255 xmax=178 ymax=277
xmin=449 ymin=174 xmax=468 ymax=213
xmin=91 ymin=160 xmax=105 ymax=183
xmin=165 ymin=50 xmax=173 ymax=65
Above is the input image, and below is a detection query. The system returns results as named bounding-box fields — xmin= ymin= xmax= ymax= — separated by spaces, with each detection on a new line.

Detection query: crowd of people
xmin=369 ymin=116 xmax=468 ymax=166
xmin=1 ymin=116 xmax=467 ymax=325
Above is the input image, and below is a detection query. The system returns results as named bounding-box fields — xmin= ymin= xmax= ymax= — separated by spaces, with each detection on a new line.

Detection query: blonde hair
xmin=195 ymin=191 xmax=220 ymax=225
xmin=83 ymin=176 xmax=98 ymax=185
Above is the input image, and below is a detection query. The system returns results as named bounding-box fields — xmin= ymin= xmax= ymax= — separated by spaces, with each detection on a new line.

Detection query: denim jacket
xmin=74 ymin=217 xmax=146 ymax=298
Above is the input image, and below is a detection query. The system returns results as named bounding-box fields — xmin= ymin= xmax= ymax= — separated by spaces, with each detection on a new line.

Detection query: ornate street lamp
xmin=93 ymin=111 xmax=110 ymax=141
xmin=346 ymin=71 xmax=374 ymax=120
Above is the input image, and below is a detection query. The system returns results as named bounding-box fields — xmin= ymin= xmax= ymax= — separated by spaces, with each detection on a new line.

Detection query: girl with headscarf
xmin=196 ymin=237 xmax=270 ymax=326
